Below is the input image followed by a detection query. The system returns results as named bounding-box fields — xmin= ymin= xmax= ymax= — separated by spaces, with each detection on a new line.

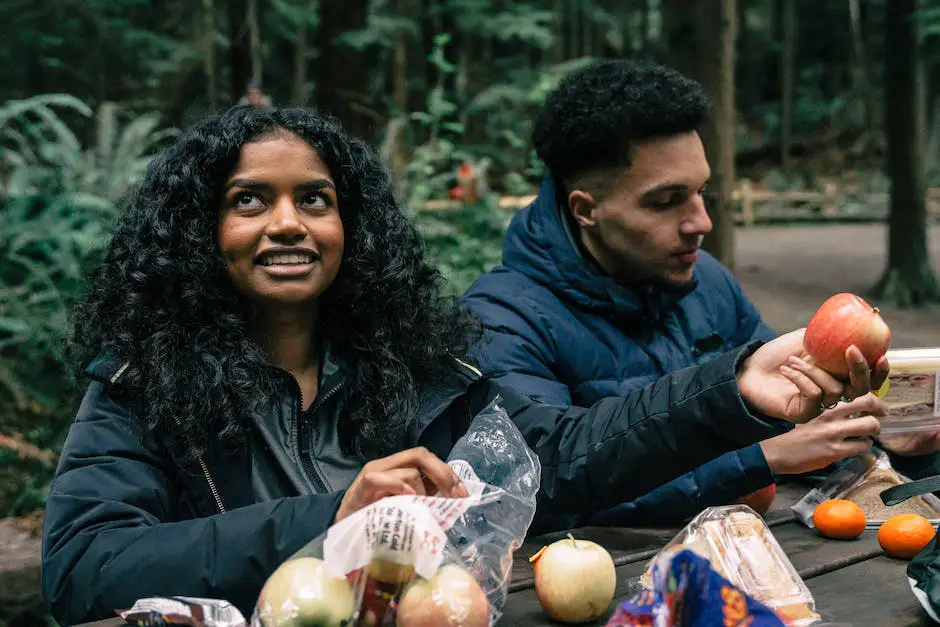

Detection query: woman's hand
xmin=760 ymin=394 xmax=887 ymax=475
xmin=878 ymin=430 xmax=940 ymax=457
xmin=738 ymin=329 xmax=890 ymax=424
xmin=334 ymin=447 xmax=469 ymax=523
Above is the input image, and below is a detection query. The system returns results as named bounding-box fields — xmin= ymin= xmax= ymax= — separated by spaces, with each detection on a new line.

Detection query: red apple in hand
xmin=803 ymin=292 xmax=891 ymax=377
xmin=736 ymin=483 xmax=776 ymax=515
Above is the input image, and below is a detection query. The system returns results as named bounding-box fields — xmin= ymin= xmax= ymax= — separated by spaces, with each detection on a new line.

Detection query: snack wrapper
xmin=639 ymin=506 xmax=821 ymax=626
xmin=118 ymin=597 xmax=246 ymax=626
xmin=876 ymin=348 xmax=940 ymax=435
xmin=792 ymin=450 xmax=940 ymax=529
xmin=607 ymin=548 xmax=787 ymax=626
xmin=251 ymin=396 xmax=541 ymax=627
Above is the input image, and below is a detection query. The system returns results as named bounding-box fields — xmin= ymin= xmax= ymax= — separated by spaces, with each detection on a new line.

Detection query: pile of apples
xmin=257 ymin=556 xmax=489 ymax=627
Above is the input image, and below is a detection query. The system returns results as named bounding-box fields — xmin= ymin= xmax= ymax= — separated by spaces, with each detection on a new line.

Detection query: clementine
xmin=812 ymin=500 xmax=867 ymax=540
xmin=878 ymin=514 xmax=937 ymax=560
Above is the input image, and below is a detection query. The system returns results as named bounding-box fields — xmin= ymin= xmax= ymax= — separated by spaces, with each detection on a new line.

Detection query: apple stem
xmin=567 ymin=533 xmax=577 ymax=548
xmin=873 ymin=306 xmax=880 ymax=314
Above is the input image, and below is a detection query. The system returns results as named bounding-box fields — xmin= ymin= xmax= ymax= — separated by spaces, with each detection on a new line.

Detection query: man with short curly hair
xmin=461 ymin=59 xmax=892 ymax=527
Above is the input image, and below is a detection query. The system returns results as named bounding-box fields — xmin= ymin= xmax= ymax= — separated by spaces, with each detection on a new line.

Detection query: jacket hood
xmin=501 ymin=174 xmax=695 ymax=322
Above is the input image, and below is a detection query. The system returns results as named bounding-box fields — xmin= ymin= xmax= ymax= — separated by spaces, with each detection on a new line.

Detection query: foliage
xmin=413 ymin=197 xmax=510 ymax=298
xmin=0 ymin=94 xmax=173 ymax=517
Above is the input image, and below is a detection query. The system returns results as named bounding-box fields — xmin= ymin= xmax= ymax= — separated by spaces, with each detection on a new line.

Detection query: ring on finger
xmin=821 ymin=400 xmax=839 ymax=411
xmin=840 ymin=394 xmax=852 ymax=403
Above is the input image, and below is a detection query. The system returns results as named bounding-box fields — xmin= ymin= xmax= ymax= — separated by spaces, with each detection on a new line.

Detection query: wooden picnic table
xmin=72 ymin=482 xmax=934 ymax=626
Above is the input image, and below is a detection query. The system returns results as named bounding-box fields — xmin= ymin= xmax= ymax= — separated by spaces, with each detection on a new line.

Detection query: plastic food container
xmin=641 ymin=506 xmax=820 ymax=626
xmin=877 ymin=348 xmax=940 ymax=435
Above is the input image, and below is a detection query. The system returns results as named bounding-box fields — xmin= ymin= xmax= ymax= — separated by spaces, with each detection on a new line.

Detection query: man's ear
xmin=568 ymin=190 xmax=598 ymax=228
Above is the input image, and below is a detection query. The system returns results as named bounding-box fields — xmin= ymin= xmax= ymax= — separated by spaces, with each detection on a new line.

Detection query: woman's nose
xmin=265 ymin=199 xmax=307 ymax=241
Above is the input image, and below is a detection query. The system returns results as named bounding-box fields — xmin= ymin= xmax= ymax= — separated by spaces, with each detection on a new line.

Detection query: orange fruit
xmin=878 ymin=514 xmax=937 ymax=560
xmin=813 ymin=500 xmax=867 ymax=539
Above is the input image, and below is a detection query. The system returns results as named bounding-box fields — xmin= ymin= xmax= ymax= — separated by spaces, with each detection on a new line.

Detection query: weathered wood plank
xmin=501 ymin=522 xmax=890 ymax=626
xmin=806 ymin=556 xmax=934 ymax=626
xmin=508 ymin=482 xmax=808 ymax=591
xmin=772 ymin=525 xmax=884 ymax=578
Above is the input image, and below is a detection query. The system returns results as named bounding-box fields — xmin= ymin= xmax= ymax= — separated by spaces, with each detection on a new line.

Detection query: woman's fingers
xmin=871 ymin=355 xmax=890 ymax=391
xmin=838 ymin=437 xmax=876 ymax=459
xmin=360 ymin=471 xmax=418 ymax=498
xmin=784 ymin=356 xmax=843 ymax=408
xmin=844 ymin=346 xmax=873 ymax=401
xmin=369 ymin=447 xmax=468 ymax=498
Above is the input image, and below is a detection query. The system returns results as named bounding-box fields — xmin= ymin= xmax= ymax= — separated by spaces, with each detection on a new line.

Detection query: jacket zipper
xmin=190 ymin=372 xmax=344 ymax=514
xmin=295 ymin=377 xmax=343 ymax=494
xmin=198 ymin=455 xmax=227 ymax=513
xmin=169 ymin=416 xmax=227 ymax=514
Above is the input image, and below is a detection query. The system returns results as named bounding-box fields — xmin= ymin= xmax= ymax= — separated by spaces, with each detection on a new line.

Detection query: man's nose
xmin=681 ymin=194 xmax=713 ymax=235
xmin=265 ymin=198 xmax=306 ymax=242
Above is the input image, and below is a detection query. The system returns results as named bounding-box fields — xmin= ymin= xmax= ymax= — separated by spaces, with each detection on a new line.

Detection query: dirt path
xmin=734 ymin=224 xmax=940 ymax=349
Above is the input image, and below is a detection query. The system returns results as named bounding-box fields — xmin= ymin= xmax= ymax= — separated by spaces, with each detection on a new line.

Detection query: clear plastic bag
xmin=876 ymin=348 xmax=940 ymax=435
xmin=250 ymin=395 xmax=541 ymax=627
xmin=608 ymin=548 xmax=789 ymax=626
xmin=792 ymin=451 xmax=940 ymax=529
xmin=639 ymin=505 xmax=821 ymax=626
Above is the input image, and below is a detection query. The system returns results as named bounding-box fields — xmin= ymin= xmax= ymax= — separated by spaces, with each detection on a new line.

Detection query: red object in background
xmin=455 ymin=163 xmax=479 ymax=204
xmin=449 ymin=186 xmax=465 ymax=200
xmin=736 ymin=484 xmax=777 ymax=515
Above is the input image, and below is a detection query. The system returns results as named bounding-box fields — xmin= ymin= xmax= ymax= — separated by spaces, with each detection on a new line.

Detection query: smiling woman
xmin=40 ymin=105 xmax=887 ymax=626
xmin=219 ymin=133 xmax=345 ymax=307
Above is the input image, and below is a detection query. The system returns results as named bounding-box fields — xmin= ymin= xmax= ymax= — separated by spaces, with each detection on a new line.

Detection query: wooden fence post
xmin=739 ymin=180 xmax=755 ymax=227
xmin=823 ymin=182 xmax=839 ymax=217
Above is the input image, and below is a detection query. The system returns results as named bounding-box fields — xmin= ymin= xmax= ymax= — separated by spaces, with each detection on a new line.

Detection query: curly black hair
xmin=70 ymin=105 xmax=480 ymax=462
xmin=533 ymin=59 xmax=710 ymax=194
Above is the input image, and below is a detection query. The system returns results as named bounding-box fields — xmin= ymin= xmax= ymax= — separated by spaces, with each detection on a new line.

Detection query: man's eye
xmin=234 ymin=192 xmax=258 ymax=206
xmin=651 ymin=195 xmax=683 ymax=209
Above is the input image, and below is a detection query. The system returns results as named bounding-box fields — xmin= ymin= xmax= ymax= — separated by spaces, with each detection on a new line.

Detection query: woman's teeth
xmin=260 ymin=254 xmax=314 ymax=266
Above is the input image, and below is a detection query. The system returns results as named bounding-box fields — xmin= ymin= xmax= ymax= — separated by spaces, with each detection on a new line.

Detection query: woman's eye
xmin=233 ymin=192 xmax=259 ymax=207
xmin=301 ymin=193 xmax=328 ymax=208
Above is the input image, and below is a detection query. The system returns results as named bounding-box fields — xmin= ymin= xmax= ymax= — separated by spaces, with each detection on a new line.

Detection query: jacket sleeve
xmin=41 ymin=381 xmax=346 ymax=626
xmin=462 ymin=287 xmax=573 ymax=405
xmin=584 ymin=445 xmax=773 ymax=527
xmin=488 ymin=343 xmax=789 ymax=532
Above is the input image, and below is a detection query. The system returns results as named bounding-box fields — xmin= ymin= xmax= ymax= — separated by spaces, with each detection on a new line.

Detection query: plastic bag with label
xmin=250 ymin=395 xmax=541 ymax=627
xmin=607 ymin=548 xmax=788 ymax=627
xmin=791 ymin=450 xmax=940 ymax=529
xmin=638 ymin=505 xmax=821 ymax=626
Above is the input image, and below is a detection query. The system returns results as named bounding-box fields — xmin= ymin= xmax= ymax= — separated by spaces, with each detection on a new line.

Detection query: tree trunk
xmin=847 ymin=0 xmax=874 ymax=132
xmin=662 ymin=0 xmax=697 ymax=77
xmin=203 ymin=0 xmax=217 ymax=108
xmin=695 ymin=0 xmax=738 ymax=269
xmin=291 ymin=6 xmax=308 ymax=106
xmin=872 ymin=0 xmax=940 ymax=307
xmin=639 ymin=0 xmax=650 ymax=53
xmin=553 ymin=0 xmax=566 ymax=62
xmin=780 ymin=0 xmax=794 ymax=169
xmin=248 ymin=0 xmax=262 ymax=83
xmin=315 ymin=0 xmax=373 ymax=138
xmin=227 ymin=0 xmax=251 ymax=102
